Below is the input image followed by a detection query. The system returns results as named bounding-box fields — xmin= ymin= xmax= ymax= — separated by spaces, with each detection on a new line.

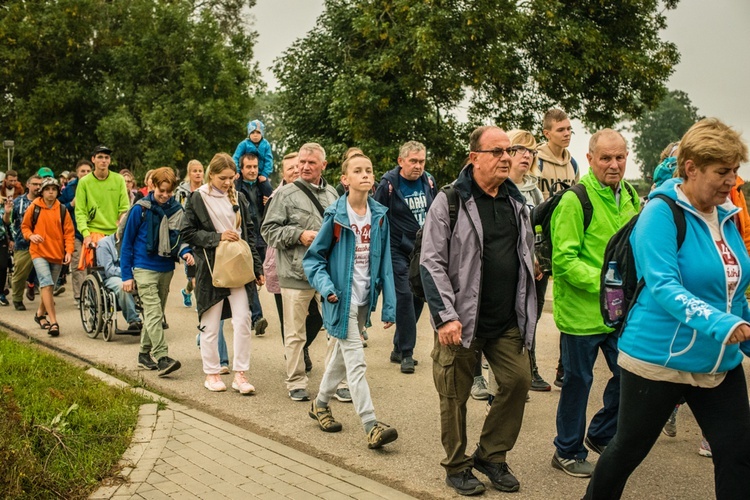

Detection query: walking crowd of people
xmin=1 ymin=111 xmax=749 ymax=498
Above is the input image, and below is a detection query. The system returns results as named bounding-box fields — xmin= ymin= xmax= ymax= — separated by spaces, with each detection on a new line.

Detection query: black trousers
xmin=585 ymin=365 xmax=750 ymax=500
xmin=0 ymin=241 xmax=9 ymax=294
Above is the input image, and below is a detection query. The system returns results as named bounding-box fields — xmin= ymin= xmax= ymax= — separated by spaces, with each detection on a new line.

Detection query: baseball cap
xmin=40 ymin=177 xmax=60 ymax=191
xmin=37 ymin=167 xmax=55 ymax=178
xmin=92 ymin=145 xmax=112 ymax=156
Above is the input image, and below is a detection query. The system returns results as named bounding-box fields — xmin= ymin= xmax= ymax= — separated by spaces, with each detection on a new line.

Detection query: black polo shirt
xmin=472 ymin=179 xmax=519 ymax=338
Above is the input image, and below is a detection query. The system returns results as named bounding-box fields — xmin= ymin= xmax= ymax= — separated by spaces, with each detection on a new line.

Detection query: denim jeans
xmin=585 ymin=366 xmax=750 ymax=500
xmin=104 ymin=276 xmax=140 ymax=324
xmin=32 ymin=258 xmax=62 ymax=288
xmin=554 ymin=332 xmax=620 ymax=460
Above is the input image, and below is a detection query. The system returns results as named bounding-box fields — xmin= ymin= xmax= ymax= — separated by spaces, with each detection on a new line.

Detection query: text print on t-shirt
xmin=716 ymin=239 xmax=739 ymax=297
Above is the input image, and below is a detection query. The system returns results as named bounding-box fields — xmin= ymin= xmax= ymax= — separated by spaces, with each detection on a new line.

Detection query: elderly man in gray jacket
xmin=420 ymin=126 xmax=537 ymax=496
xmin=261 ymin=143 xmax=340 ymax=402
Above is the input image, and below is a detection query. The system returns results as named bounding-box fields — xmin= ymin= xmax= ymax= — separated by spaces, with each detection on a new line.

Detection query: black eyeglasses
xmin=472 ymin=147 xmax=537 ymax=158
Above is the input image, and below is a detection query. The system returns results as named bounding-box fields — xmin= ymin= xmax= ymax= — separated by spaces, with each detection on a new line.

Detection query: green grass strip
xmin=0 ymin=332 xmax=151 ymax=498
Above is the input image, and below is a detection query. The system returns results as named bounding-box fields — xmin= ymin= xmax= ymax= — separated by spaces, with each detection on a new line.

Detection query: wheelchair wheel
xmin=102 ymin=290 xmax=116 ymax=342
xmin=80 ymin=276 xmax=104 ymax=338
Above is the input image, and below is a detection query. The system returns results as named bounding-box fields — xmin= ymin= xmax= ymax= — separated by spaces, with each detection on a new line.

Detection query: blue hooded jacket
xmin=619 ymin=177 xmax=750 ymax=374
xmin=232 ymin=120 xmax=274 ymax=179
xmin=303 ymin=194 xmax=396 ymax=339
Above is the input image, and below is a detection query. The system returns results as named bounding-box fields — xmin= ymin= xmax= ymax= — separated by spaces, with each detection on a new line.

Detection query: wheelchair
xmin=79 ymin=266 xmax=142 ymax=342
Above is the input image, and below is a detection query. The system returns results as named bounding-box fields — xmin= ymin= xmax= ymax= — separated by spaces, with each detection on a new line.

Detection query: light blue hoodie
xmin=303 ymin=194 xmax=396 ymax=339
xmin=619 ymin=177 xmax=750 ymax=374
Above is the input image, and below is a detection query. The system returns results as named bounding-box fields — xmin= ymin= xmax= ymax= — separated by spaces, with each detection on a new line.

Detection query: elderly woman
xmin=584 ymin=118 xmax=750 ymax=499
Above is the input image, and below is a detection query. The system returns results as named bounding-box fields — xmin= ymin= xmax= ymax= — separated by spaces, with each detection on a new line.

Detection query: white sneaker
xmin=232 ymin=372 xmax=256 ymax=395
xmin=204 ymin=376 xmax=226 ymax=392
xmin=219 ymin=365 xmax=231 ymax=375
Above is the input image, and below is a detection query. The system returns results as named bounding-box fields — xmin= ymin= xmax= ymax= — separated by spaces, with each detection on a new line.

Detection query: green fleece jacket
xmin=550 ymin=173 xmax=640 ymax=335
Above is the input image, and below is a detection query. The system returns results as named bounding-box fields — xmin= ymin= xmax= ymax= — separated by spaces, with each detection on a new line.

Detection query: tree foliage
xmin=632 ymin=90 xmax=701 ymax=180
xmin=0 ymin=0 xmax=261 ymax=178
xmin=273 ymin=0 xmax=680 ymax=184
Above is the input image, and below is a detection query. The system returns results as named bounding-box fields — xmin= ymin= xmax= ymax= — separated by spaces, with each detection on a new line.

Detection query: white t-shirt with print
xmin=346 ymin=202 xmax=372 ymax=306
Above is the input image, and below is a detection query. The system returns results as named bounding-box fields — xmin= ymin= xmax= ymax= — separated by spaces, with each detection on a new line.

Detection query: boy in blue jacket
xmin=303 ymin=153 xmax=399 ymax=449
xmin=232 ymin=119 xmax=274 ymax=183
xmin=121 ymin=167 xmax=193 ymax=377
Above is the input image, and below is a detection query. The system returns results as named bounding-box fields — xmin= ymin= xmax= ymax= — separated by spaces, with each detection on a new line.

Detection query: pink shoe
xmin=232 ymin=372 xmax=256 ymax=395
xmin=204 ymin=375 xmax=226 ymax=392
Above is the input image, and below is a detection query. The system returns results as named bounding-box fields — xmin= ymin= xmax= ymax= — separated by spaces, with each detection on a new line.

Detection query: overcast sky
xmin=251 ymin=0 xmax=750 ymax=178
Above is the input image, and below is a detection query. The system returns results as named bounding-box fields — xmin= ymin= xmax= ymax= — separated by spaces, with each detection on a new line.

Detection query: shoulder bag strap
xmin=293 ymin=179 xmax=325 ymax=216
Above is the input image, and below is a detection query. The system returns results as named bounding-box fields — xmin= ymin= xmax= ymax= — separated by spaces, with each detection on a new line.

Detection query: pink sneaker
xmin=204 ymin=375 xmax=226 ymax=392
xmin=232 ymin=372 xmax=256 ymax=395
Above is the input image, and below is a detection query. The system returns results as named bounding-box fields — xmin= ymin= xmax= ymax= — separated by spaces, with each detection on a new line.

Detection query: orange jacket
xmin=730 ymin=176 xmax=750 ymax=253
xmin=21 ymin=198 xmax=75 ymax=264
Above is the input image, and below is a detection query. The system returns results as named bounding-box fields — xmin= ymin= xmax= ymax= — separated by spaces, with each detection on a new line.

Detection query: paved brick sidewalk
xmin=87 ymin=368 xmax=415 ymax=500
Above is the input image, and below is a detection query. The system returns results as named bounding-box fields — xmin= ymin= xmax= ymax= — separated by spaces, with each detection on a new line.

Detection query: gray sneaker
xmin=253 ymin=317 xmax=268 ymax=336
xmin=334 ymin=387 xmax=352 ymax=402
xmin=551 ymin=451 xmax=593 ymax=478
xmin=289 ymin=388 xmax=310 ymax=401
xmin=470 ymin=375 xmax=490 ymax=400
xmin=663 ymin=406 xmax=678 ymax=437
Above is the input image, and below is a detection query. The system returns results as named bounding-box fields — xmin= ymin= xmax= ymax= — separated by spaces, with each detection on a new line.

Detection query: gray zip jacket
xmin=260 ymin=178 xmax=338 ymax=289
xmin=419 ymin=164 xmax=537 ymax=349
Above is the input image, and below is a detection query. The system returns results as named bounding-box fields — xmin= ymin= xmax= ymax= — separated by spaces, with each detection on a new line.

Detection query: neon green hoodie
xmin=550 ymin=173 xmax=640 ymax=335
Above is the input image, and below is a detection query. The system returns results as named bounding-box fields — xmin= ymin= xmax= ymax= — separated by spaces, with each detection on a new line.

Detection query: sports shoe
xmin=367 ymin=422 xmax=398 ymax=449
xmin=52 ymin=285 xmax=65 ymax=297
xmin=138 ymin=352 xmax=158 ymax=370
xmin=13 ymin=301 xmax=25 ymax=311
xmin=219 ymin=365 xmax=231 ymax=375
xmin=128 ymin=321 xmax=142 ymax=331
xmin=445 ymin=468 xmax=486 ymax=496
xmin=361 ymin=329 xmax=368 ymax=347
xmin=26 ymin=283 xmax=35 ymax=301
xmin=253 ymin=317 xmax=268 ymax=336
xmin=401 ymin=356 xmax=415 ymax=374
xmin=699 ymin=438 xmax=712 ymax=457
xmin=663 ymin=406 xmax=678 ymax=437
xmin=470 ymin=376 xmax=490 ymax=400
xmin=204 ymin=376 xmax=227 ymax=392
xmin=530 ymin=369 xmax=551 ymax=392
xmin=584 ymin=435 xmax=607 ymax=455
xmin=390 ymin=350 xmax=419 ymax=365
xmin=551 ymin=451 xmax=593 ymax=478
xmin=162 ymin=317 xmax=169 ymax=330
xmin=74 ymin=298 xmax=80 ymax=309
xmin=554 ymin=368 xmax=564 ymax=388
xmin=181 ymin=288 xmax=192 ymax=308
xmin=472 ymin=453 xmax=520 ymax=492
xmin=232 ymin=372 xmax=255 ymax=395
xmin=309 ymin=401 xmax=342 ymax=432
xmin=157 ymin=356 xmax=181 ymax=377
xmin=303 ymin=347 xmax=313 ymax=372
xmin=334 ymin=387 xmax=352 ymax=402
xmin=289 ymin=388 xmax=310 ymax=401
xmin=0 ymin=294 xmax=8 ymax=306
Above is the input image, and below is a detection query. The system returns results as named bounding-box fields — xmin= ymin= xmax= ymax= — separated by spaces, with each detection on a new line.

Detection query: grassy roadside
xmin=0 ymin=332 xmax=151 ymax=498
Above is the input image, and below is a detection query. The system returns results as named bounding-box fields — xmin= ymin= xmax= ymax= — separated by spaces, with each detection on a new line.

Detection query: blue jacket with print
xmin=619 ymin=178 xmax=750 ymax=374
xmin=302 ymin=194 xmax=396 ymax=339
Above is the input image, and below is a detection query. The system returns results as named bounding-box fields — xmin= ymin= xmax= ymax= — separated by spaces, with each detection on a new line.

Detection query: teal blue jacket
xmin=303 ymin=195 xmax=396 ymax=339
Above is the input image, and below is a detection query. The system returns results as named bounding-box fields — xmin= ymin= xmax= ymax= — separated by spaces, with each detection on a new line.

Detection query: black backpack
xmin=599 ymin=194 xmax=686 ymax=334
xmin=409 ymin=185 xmax=459 ymax=301
xmin=531 ymin=182 xmax=638 ymax=275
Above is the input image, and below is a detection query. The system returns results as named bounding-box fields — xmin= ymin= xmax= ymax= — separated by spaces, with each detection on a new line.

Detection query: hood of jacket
xmin=537 ymin=142 xmax=572 ymax=167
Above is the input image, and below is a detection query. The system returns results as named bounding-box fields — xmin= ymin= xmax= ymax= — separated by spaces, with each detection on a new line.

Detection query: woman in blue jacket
xmin=585 ymin=118 xmax=750 ymax=499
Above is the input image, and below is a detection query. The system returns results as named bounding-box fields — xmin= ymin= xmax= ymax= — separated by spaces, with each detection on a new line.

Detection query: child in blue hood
xmin=232 ymin=119 xmax=274 ymax=183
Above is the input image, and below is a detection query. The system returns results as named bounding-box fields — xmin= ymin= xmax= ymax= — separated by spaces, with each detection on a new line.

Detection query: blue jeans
xmin=250 ymin=284 xmax=263 ymax=324
xmin=196 ymin=320 xmax=229 ymax=367
xmin=554 ymin=332 xmax=620 ymax=460
xmin=104 ymin=276 xmax=140 ymax=324
xmin=391 ymin=249 xmax=423 ymax=357
xmin=32 ymin=258 xmax=62 ymax=288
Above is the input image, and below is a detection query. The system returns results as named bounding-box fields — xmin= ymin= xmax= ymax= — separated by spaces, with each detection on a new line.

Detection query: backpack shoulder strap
xmin=652 ymin=194 xmax=686 ymax=249
xmin=442 ymin=185 xmax=460 ymax=232
xmin=623 ymin=181 xmax=640 ymax=211
xmin=30 ymin=205 xmax=41 ymax=232
xmin=571 ymin=157 xmax=578 ymax=176
xmin=569 ymin=183 xmax=593 ymax=231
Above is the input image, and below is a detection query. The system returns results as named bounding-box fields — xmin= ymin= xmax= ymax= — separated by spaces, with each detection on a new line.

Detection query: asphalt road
xmin=3 ymin=277 xmax=741 ymax=499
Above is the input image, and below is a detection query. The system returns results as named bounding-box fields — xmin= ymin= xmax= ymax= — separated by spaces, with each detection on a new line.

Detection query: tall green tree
xmin=631 ymin=89 xmax=701 ymax=180
xmin=0 ymin=0 xmax=261 ymax=177
xmin=273 ymin=0 xmax=681 ymax=184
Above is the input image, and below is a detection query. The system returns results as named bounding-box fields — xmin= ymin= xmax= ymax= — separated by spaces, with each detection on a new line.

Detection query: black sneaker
xmin=253 ymin=317 xmax=268 ymax=336
xmin=554 ymin=368 xmax=564 ymax=388
xmin=138 ymin=352 xmax=158 ymax=370
xmin=400 ymin=356 xmax=415 ymax=374
xmin=303 ymin=347 xmax=313 ymax=373
xmin=530 ymin=369 xmax=551 ymax=392
xmin=446 ymin=468 xmax=486 ymax=496
xmin=157 ymin=356 xmax=181 ymax=377
xmin=390 ymin=350 xmax=419 ymax=366
xmin=13 ymin=301 xmax=26 ymax=311
xmin=584 ymin=435 xmax=607 ymax=455
xmin=472 ymin=453 xmax=520 ymax=492
xmin=26 ymin=283 xmax=35 ymax=302
xmin=52 ymin=285 xmax=66 ymax=297
xmin=128 ymin=321 xmax=143 ymax=331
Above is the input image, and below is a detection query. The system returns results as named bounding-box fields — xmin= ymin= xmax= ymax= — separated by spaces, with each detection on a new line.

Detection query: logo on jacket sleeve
xmin=675 ymin=294 xmax=713 ymax=323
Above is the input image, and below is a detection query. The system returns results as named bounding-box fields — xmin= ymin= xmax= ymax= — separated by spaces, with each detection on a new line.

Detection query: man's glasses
xmin=472 ymin=146 xmax=538 ymax=158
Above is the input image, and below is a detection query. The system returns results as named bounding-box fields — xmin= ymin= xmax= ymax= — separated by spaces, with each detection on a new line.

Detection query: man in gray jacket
xmin=420 ymin=126 xmax=537 ymax=496
xmin=261 ymin=143 xmax=339 ymax=402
